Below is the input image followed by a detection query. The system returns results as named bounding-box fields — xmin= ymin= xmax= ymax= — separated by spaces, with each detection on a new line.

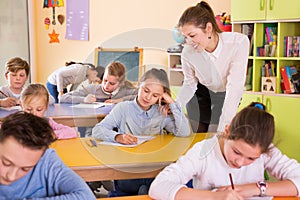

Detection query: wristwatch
xmin=257 ymin=181 xmax=267 ymax=196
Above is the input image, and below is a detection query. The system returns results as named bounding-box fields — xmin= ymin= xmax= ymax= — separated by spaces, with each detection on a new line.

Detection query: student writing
xmin=21 ymin=83 xmax=77 ymax=139
xmin=0 ymin=57 xmax=30 ymax=108
xmin=46 ymin=61 xmax=103 ymax=103
xmin=149 ymin=102 xmax=300 ymax=200
xmin=92 ymin=68 xmax=191 ymax=196
xmin=60 ymin=61 xmax=137 ymax=104
xmin=0 ymin=111 xmax=95 ymax=199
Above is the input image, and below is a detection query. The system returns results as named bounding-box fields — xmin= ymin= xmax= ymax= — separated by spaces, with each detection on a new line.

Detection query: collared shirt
xmin=92 ymin=98 xmax=191 ymax=142
xmin=176 ymin=32 xmax=250 ymax=132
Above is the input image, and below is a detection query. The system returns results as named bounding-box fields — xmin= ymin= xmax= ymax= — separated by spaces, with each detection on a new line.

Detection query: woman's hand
xmin=115 ymin=133 xmax=137 ymax=144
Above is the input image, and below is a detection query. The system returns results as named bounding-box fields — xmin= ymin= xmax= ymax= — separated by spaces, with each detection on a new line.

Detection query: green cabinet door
xmin=267 ymin=0 xmax=300 ymax=20
xmin=231 ymin=0 xmax=266 ymax=21
xmin=264 ymin=95 xmax=300 ymax=162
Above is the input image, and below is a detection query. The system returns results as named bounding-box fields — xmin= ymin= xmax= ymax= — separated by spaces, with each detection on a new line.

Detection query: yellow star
xmin=48 ymin=29 xmax=60 ymax=43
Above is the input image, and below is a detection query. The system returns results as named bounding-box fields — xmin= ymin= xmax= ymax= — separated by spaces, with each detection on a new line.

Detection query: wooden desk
xmin=51 ymin=133 xmax=206 ymax=182
xmin=98 ymin=196 xmax=299 ymax=200
xmin=0 ymin=103 xmax=112 ymax=127
xmin=45 ymin=103 xmax=112 ymax=127
xmin=104 ymin=196 xmax=300 ymax=200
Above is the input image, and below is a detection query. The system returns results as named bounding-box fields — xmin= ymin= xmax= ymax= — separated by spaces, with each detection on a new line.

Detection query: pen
xmin=0 ymin=90 xmax=8 ymax=97
xmin=90 ymin=139 xmax=98 ymax=147
xmin=229 ymin=173 xmax=235 ymax=190
xmin=125 ymin=122 xmax=134 ymax=135
xmin=81 ymin=85 xmax=89 ymax=94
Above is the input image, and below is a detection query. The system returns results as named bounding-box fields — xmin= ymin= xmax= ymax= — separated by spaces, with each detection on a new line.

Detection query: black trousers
xmin=186 ymin=82 xmax=225 ymax=133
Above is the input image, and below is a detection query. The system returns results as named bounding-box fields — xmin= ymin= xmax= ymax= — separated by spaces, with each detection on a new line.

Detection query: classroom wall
xmin=29 ymin=0 xmax=230 ymax=83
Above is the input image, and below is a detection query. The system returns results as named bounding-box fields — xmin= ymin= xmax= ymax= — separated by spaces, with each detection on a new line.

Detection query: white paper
xmin=0 ymin=105 xmax=21 ymax=111
xmin=99 ymin=135 xmax=155 ymax=147
xmin=70 ymin=102 xmax=112 ymax=109
xmin=246 ymin=196 xmax=273 ymax=200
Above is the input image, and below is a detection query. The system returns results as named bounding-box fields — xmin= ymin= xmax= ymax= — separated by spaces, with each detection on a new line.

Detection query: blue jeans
xmin=113 ymin=178 xmax=154 ymax=196
xmin=46 ymin=82 xmax=67 ymax=103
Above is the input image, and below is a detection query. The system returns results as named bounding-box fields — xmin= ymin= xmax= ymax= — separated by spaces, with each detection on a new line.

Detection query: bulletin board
xmin=94 ymin=47 xmax=143 ymax=82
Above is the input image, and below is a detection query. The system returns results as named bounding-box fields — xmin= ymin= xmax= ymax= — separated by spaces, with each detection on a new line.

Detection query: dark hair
xmin=228 ymin=102 xmax=274 ymax=153
xmin=178 ymin=1 xmax=222 ymax=33
xmin=139 ymin=68 xmax=171 ymax=96
xmin=0 ymin=112 xmax=56 ymax=150
xmin=65 ymin=61 xmax=95 ymax=69
xmin=5 ymin=57 xmax=30 ymax=76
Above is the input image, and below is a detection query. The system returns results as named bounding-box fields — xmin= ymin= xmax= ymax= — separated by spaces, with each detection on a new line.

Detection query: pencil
xmin=126 ymin=122 xmax=134 ymax=135
xmin=81 ymin=85 xmax=89 ymax=94
xmin=0 ymin=90 xmax=8 ymax=97
xmin=229 ymin=173 xmax=235 ymax=190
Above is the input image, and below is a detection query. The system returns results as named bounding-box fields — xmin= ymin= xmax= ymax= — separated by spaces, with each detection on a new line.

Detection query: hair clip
xmin=254 ymin=103 xmax=264 ymax=110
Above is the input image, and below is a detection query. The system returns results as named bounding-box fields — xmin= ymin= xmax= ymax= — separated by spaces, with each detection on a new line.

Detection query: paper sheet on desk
xmin=99 ymin=135 xmax=155 ymax=147
xmin=246 ymin=196 xmax=273 ymax=200
xmin=0 ymin=106 xmax=21 ymax=111
xmin=70 ymin=102 xmax=112 ymax=109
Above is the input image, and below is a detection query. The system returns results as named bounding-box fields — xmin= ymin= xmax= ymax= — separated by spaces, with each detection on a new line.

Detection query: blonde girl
xmin=21 ymin=83 xmax=77 ymax=139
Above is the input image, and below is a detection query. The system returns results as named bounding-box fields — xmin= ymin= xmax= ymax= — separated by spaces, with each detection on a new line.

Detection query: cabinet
xmin=233 ymin=21 xmax=300 ymax=94
xmin=231 ymin=0 xmax=300 ymax=22
xmin=232 ymin=3 xmax=300 ymax=162
xmin=167 ymin=53 xmax=184 ymax=86
xmin=238 ymin=93 xmax=300 ymax=162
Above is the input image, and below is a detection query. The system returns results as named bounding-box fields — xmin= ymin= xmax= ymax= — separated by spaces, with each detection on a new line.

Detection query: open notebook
xmin=0 ymin=105 xmax=21 ymax=111
xmin=99 ymin=135 xmax=155 ymax=148
xmin=70 ymin=102 xmax=112 ymax=109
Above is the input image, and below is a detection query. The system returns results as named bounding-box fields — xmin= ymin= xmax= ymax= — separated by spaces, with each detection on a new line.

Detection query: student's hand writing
xmin=84 ymin=94 xmax=96 ymax=103
xmin=0 ymin=97 xmax=19 ymax=107
xmin=105 ymin=98 xmax=123 ymax=104
xmin=213 ymin=190 xmax=245 ymax=200
xmin=115 ymin=133 xmax=138 ymax=145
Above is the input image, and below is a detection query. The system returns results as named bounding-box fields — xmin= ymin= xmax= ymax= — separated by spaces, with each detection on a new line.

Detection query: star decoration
xmin=48 ymin=29 xmax=60 ymax=43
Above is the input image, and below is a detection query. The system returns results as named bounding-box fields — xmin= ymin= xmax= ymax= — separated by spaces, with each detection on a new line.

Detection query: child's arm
xmin=92 ymin=103 xmax=124 ymax=142
xmin=45 ymin=149 xmax=96 ymax=199
xmin=60 ymin=85 xmax=97 ymax=103
xmin=48 ymin=118 xmax=78 ymax=139
xmin=161 ymin=93 xmax=191 ymax=137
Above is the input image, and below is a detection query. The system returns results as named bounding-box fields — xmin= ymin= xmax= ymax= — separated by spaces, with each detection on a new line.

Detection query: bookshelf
xmin=231 ymin=0 xmax=300 ymax=162
xmin=167 ymin=53 xmax=184 ymax=86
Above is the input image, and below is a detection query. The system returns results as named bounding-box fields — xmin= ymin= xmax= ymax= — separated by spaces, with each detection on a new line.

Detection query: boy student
xmin=149 ymin=102 xmax=300 ymax=200
xmin=0 ymin=111 xmax=96 ymax=199
xmin=59 ymin=61 xmax=138 ymax=104
xmin=0 ymin=57 xmax=30 ymax=108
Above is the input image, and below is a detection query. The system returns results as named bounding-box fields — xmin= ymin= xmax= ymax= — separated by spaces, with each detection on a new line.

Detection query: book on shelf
xmin=280 ymin=66 xmax=298 ymax=94
xmin=242 ymin=24 xmax=254 ymax=56
xmin=284 ymin=36 xmax=300 ymax=57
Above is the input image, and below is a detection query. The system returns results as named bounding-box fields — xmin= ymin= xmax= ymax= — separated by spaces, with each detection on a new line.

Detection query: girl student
xmin=60 ymin=61 xmax=138 ymax=104
xmin=21 ymin=83 xmax=77 ymax=139
xmin=46 ymin=61 xmax=103 ymax=103
xmin=175 ymin=1 xmax=250 ymax=133
xmin=149 ymin=102 xmax=300 ymax=200
xmin=91 ymin=68 xmax=191 ymax=196
xmin=0 ymin=57 xmax=30 ymax=108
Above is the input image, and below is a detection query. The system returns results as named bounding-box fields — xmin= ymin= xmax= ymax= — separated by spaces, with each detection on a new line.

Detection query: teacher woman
xmin=176 ymin=1 xmax=250 ymax=133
